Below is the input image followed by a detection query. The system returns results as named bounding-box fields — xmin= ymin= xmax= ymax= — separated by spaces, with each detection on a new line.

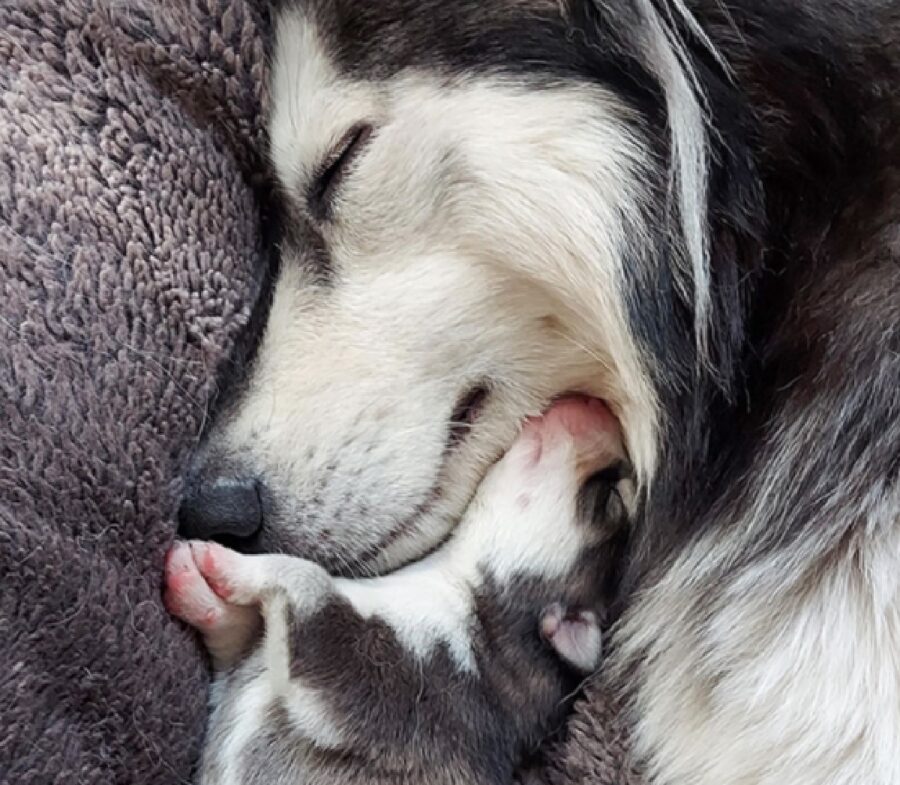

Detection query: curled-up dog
xmin=166 ymin=397 xmax=628 ymax=784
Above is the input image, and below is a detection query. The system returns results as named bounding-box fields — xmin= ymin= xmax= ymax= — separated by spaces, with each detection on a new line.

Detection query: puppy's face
xmin=188 ymin=2 xmax=660 ymax=573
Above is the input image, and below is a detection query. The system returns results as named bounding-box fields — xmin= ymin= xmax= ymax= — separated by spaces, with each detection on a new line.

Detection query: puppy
xmin=166 ymin=397 xmax=626 ymax=785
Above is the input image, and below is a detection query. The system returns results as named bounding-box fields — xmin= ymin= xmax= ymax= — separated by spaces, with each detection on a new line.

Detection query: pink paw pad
xmin=163 ymin=541 xmax=226 ymax=631
xmin=190 ymin=541 xmax=241 ymax=602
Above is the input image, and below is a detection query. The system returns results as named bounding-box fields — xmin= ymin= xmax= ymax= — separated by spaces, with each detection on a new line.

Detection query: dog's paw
xmin=540 ymin=602 xmax=602 ymax=674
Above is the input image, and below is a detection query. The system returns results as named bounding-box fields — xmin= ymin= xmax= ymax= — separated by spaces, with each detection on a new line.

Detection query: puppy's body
xmin=168 ymin=400 xmax=623 ymax=785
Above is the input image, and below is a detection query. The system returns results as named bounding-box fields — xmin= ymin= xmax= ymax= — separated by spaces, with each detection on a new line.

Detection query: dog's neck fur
xmin=618 ymin=0 xmax=900 ymax=589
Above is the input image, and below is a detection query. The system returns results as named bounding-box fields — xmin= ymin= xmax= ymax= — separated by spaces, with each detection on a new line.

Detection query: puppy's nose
xmin=178 ymin=476 xmax=263 ymax=542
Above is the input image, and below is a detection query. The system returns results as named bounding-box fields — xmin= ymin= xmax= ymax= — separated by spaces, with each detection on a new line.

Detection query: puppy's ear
xmin=540 ymin=603 xmax=602 ymax=674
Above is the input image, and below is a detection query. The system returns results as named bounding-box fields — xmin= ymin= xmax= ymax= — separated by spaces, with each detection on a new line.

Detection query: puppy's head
xmin=180 ymin=0 xmax=714 ymax=573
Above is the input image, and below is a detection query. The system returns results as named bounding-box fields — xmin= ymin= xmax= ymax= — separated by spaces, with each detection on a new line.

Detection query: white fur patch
xmin=336 ymin=551 xmax=477 ymax=671
xmin=616 ymin=490 xmax=900 ymax=785
xmin=209 ymin=675 xmax=271 ymax=785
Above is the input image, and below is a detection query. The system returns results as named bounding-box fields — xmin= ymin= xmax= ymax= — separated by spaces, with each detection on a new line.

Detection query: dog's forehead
xmin=280 ymin=0 xmax=586 ymax=79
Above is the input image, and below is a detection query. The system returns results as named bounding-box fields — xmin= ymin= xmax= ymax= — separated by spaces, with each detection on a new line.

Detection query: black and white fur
xmin=177 ymin=1 xmax=900 ymax=783
xmin=169 ymin=399 xmax=624 ymax=784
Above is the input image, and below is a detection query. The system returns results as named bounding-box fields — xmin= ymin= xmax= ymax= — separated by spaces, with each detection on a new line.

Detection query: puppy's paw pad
xmin=164 ymin=542 xmax=225 ymax=631
xmin=540 ymin=603 xmax=602 ymax=674
xmin=164 ymin=541 xmax=202 ymax=600
xmin=190 ymin=541 xmax=258 ymax=604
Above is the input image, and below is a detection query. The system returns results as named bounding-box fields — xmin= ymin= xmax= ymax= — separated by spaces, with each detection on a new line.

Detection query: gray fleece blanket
xmin=0 ymin=2 xmax=640 ymax=783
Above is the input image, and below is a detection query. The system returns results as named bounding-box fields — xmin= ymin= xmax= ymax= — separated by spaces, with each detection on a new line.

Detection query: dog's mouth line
xmin=340 ymin=483 xmax=444 ymax=576
xmin=339 ymin=383 xmax=494 ymax=575
xmin=447 ymin=383 xmax=490 ymax=448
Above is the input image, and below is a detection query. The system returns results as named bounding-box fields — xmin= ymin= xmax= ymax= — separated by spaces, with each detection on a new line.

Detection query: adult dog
xmin=178 ymin=1 xmax=900 ymax=783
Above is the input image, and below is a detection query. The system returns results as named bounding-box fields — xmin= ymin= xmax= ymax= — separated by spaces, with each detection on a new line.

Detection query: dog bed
xmin=0 ymin=2 xmax=640 ymax=783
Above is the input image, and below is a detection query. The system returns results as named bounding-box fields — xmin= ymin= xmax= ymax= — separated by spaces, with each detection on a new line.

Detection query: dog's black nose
xmin=178 ymin=476 xmax=263 ymax=542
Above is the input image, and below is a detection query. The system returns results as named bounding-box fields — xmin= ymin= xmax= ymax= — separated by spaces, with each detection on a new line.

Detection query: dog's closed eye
xmin=308 ymin=123 xmax=374 ymax=221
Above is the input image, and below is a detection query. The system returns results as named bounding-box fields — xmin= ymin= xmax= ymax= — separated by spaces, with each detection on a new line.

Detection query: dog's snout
xmin=178 ymin=476 xmax=263 ymax=543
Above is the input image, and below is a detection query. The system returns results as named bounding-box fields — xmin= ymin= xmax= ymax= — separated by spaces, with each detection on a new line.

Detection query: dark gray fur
xmin=612 ymin=0 xmax=900 ymax=591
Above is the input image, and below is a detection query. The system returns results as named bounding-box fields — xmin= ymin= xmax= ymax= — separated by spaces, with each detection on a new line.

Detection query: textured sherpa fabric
xmin=0 ymin=1 xmax=269 ymax=782
xmin=539 ymin=683 xmax=643 ymax=785
xmin=0 ymin=2 xmax=641 ymax=784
